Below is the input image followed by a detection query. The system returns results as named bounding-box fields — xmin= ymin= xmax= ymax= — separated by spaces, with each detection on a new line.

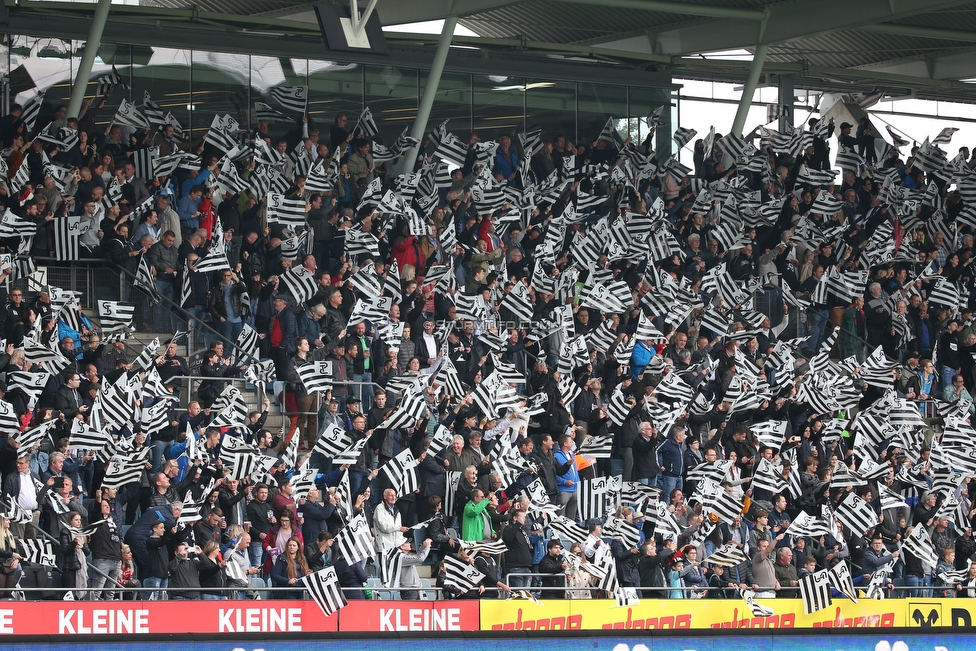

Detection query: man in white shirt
xmin=2 ymin=455 xmax=42 ymax=538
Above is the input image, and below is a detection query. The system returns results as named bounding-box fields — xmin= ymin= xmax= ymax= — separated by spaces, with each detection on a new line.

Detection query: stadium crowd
xmin=0 ymin=86 xmax=975 ymax=604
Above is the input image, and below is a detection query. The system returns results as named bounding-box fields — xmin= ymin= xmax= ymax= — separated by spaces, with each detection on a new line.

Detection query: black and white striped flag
xmin=254 ymin=101 xmax=291 ymax=123
xmin=705 ymin=542 xmax=749 ymax=567
xmin=435 ymin=133 xmax=469 ymax=167
xmin=52 ymin=215 xmax=84 ymax=262
xmin=113 ymin=100 xmax=151 ymax=130
xmin=95 ymin=65 xmax=129 ymax=96
xmin=336 ymin=514 xmax=375 ymax=565
xmin=829 ymin=561 xmax=858 ymax=602
xmin=101 ymin=450 xmax=150 ymax=490
xmin=833 ymin=492 xmax=879 ymax=536
xmin=578 ymin=476 xmax=613 ymax=522
xmin=673 ymin=126 xmax=697 ymax=149
xmin=278 ymin=266 xmax=318 ymax=304
xmin=353 ymin=106 xmax=379 ymax=139
xmin=269 ymin=86 xmax=308 ymax=114
xmin=743 ymin=589 xmax=775 ymax=616
xmin=313 ymin=423 xmax=353 ymax=459
xmin=97 ymin=301 xmax=135 ymax=334
xmin=799 ymin=568 xmax=832 ymax=614
xmin=297 ymin=359 xmax=336 ymax=395
xmin=303 ymin=567 xmax=346 ymax=617
xmin=20 ymin=91 xmax=45 ymax=132
xmin=266 ymin=193 xmax=307 ymax=227
xmin=602 ymin=515 xmax=640 ymax=549
xmin=547 ymin=515 xmax=588 ymax=546
xmin=142 ymin=91 xmax=165 ymax=125
xmin=205 ymin=114 xmax=238 ymax=153
xmin=68 ymin=418 xmax=110 ymax=452
xmin=443 ymin=554 xmax=485 ymax=593
xmin=903 ymin=524 xmax=939 ymax=568
xmin=378 ymin=388 xmax=427 ymax=430
xmin=381 ymin=448 xmax=420 ymax=499
xmin=378 ymin=545 xmax=404 ymax=587
xmin=578 ymin=434 xmax=613 ymax=459
xmin=18 ymin=539 xmax=56 ymax=566
xmin=236 ymin=323 xmax=259 ymax=363
xmin=130 ymin=147 xmax=157 ymax=181
xmin=932 ymin=127 xmax=959 ymax=145
xmin=134 ymin=253 xmax=160 ymax=305
xmin=140 ymin=399 xmax=171 ymax=436
xmin=345 ymin=228 xmax=381 ymax=258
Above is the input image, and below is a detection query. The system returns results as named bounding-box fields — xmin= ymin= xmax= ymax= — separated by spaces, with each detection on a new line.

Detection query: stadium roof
xmin=9 ymin=0 xmax=976 ymax=102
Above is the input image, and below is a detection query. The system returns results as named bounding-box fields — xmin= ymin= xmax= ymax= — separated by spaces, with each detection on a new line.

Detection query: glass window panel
xmin=363 ymin=64 xmax=418 ymax=145
xmin=628 ymin=85 xmax=674 ymax=147
xmin=525 ymin=79 xmax=575 ymax=145
xmin=129 ymin=47 xmax=192 ymax=138
xmin=307 ymin=62 xmax=362 ymax=155
xmin=577 ymin=82 xmax=627 ymax=149
xmin=191 ymin=51 xmax=251 ymax=141
xmin=10 ymin=36 xmax=73 ymax=125
xmin=472 ymin=74 xmax=524 ymax=141
xmin=423 ymin=70 xmax=471 ymax=138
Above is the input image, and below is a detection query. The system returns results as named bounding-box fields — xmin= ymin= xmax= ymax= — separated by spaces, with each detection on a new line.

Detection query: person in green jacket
xmin=462 ymin=489 xmax=495 ymax=541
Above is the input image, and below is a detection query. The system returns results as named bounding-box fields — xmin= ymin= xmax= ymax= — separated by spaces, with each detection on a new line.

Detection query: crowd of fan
xmin=0 ymin=92 xmax=975 ymax=603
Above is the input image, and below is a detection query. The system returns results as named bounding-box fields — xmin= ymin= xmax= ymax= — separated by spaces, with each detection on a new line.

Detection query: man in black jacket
xmin=530 ymin=434 xmax=560 ymax=502
xmin=246 ymin=484 xmax=276 ymax=568
xmin=89 ymin=500 xmax=123 ymax=600
xmin=168 ymin=542 xmax=203 ymax=600
xmin=502 ymin=508 xmax=534 ymax=589
xmin=538 ymin=538 xmax=568 ymax=597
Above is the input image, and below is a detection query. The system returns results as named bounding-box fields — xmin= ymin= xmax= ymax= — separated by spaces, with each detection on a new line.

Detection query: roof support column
xmin=67 ymin=0 xmax=112 ymax=120
xmin=731 ymin=43 xmax=768 ymax=137
xmin=778 ymin=73 xmax=794 ymax=133
xmin=402 ymin=15 xmax=457 ymax=172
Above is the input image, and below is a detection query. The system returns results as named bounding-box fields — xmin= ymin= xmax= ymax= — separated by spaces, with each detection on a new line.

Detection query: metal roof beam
xmin=371 ymin=0 xmax=531 ymax=24
xmin=548 ymin=0 xmax=765 ymax=21
xmin=646 ymin=0 xmax=974 ymax=55
xmin=861 ymin=23 xmax=976 ymax=43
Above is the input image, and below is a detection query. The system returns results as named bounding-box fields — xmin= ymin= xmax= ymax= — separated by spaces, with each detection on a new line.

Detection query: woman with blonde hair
xmin=118 ymin=544 xmax=139 ymax=600
xmin=270 ymin=536 xmax=310 ymax=599
xmin=0 ymin=516 xmax=23 ymax=599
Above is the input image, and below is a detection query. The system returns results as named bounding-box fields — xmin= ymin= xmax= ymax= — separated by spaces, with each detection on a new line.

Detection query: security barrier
xmin=0 ymin=598 xmax=971 ymax=636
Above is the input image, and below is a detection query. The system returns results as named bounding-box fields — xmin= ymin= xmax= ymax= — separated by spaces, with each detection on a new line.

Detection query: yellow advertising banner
xmin=480 ymin=599 xmax=908 ymax=631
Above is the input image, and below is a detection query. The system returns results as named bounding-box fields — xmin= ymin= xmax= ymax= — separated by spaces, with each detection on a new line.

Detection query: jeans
xmin=508 ymin=566 xmax=531 ymax=589
xmin=349 ymin=469 xmax=369 ymax=499
xmin=943 ymin=366 xmax=959 ymax=389
xmin=90 ymin=559 xmax=121 ymax=600
xmin=353 ymin=372 xmax=374 ymax=411
xmin=143 ymin=577 xmax=168 ymax=600
xmin=154 ymin=279 xmax=175 ymax=331
xmin=903 ymin=574 xmax=930 ymax=598
xmin=808 ymin=308 xmax=828 ymax=352
xmin=660 ymin=475 xmax=683 ymax=502
xmin=202 ymin=594 xmax=228 ymax=600
xmin=185 ymin=305 xmax=208 ymax=350
xmin=249 ymin=541 xmax=265 ymax=571
xmin=151 ymin=439 xmax=174 ymax=473
xmin=217 ymin=319 xmax=244 ymax=350
xmin=558 ymin=491 xmax=577 ymax=522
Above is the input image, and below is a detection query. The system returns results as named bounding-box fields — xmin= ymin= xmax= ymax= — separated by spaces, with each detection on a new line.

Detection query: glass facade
xmin=2 ymin=36 xmax=675 ymax=153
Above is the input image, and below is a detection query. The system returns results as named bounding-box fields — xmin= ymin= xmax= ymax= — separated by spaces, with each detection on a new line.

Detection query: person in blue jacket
xmin=630 ymin=338 xmax=656 ymax=379
xmin=553 ymin=433 xmax=579 ymax=521
xmin=657 ymin=426 xmax=686 ymax=501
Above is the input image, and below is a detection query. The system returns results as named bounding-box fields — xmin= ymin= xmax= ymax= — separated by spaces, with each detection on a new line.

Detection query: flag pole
xmin=67 ymin=0 xmax=113 ymax=120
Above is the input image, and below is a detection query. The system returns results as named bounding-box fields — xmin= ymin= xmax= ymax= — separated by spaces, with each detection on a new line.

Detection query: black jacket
xmin=501 ymin=521 xmax=534 ymax=567
xmin=168 ymin=555 xmax=203 ymax=598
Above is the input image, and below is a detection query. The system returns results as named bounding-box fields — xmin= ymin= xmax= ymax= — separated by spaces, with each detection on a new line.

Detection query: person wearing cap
xmin=900 ymin=351 xmax=922 ymax=394
xmin=837 ymin=121 xmax=857 ymax=149
xmin=394 ymin=534 xmax=432 ymax=600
